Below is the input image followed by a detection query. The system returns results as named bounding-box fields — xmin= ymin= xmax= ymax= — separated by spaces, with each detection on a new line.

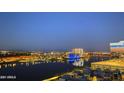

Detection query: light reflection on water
xmin=0 ymin=57 xmax=109 ymax=69
xmin=0 ymin=57 xmax=111 ymax=81
xmin=20 ymin=63 xmax=24 ymax=65
xmin=13 ymin=64 xmax=16 ymax=67
xmin=5 ymin=64 xmax=7 ymax=68
xmin=26 ymin=63 xmax=29 ymax=66
xmin=72 ymin=58 xmax=84 ymax=66
xmin=0 ymin=61 xmax=47 ymax=69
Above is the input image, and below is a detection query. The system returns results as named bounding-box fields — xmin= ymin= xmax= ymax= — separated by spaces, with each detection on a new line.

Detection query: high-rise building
xmin=68 ymin=53 xmax=80 ymax=63
xmin=110 ymin=41 xmax=124 ymax=53
xmin=72 ymin=48 xmax=84 ymax=57
xmin=67 ymin=48 xmax=85 ymax=66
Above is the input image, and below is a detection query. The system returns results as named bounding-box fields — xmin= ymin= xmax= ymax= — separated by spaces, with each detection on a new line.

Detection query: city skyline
xmin=0 ymin=12 xmax=124 ymax=51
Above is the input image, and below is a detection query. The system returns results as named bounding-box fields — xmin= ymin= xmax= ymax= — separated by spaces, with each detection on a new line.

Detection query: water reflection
xmin=21 ymin=63 xmax=24 ymax=65
xmin=5 ymin=64 xmax=7 ymax=68
xmin=8 ymin=64 xmax=11 ymax=67
xmin=0 ymin=61 xmax=74 ymax=73
xmin=26 ymin=63 xmax=29 ymax=66
xmin=0 ymin=56 xmax=106 ymax=69
xmin=13 ymin=64 xmax=16 ymax=67
xmin=73 ymin=58 xmax=85 ymax=67
xmin=32 ymin=62 xmax=35 ymax=65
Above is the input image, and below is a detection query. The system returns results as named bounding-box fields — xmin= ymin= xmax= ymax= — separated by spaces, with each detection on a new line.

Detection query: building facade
xmin=110 ymin=41 xmax=124 ymax=53
xmin=91 ymin=59 xmax=124 ymax=72
xmin=72 ymin=48 xmax=84 ymax=57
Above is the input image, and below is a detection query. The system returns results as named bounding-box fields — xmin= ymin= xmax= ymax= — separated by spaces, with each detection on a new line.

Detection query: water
xmin=0 ymin=57 xmax=110 ymax=81
xmin=0 ymin=62 xmax=74 ymax=81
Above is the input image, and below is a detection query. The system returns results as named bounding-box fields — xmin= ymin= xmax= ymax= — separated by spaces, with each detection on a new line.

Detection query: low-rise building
xmin=91 ymin=59 xmax=124 ymax=72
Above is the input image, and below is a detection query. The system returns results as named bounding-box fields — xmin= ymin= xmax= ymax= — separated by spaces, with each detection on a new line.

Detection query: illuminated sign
xmin=68 ymin=54 xmax=80 ymax=63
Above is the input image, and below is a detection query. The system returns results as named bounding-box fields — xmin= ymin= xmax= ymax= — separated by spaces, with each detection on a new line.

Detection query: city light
xmin=0 ymin=13 xmax=124 ymax=81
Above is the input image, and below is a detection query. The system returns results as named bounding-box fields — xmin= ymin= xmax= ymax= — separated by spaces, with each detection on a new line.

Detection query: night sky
xmin=0 ymin=12 xmax=124 ymax=52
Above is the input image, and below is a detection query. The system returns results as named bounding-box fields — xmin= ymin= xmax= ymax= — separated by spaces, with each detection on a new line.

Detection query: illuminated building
xmin=110 ymin=41 xmax=124 ymax=53
xmin=91 ymin=59 xmax=124 ymax=72
xmin=0 ymin=50 xmax=10 ymax=55
xmin=67 ymin=48 xmax=85 ymax=66
xmin=68 ymin=53 xmax=84 ymax=66
xmin=72 ymin=48 xmax=84 ymax=57
xmin=68 ymin=53 xmax=80 ymax=63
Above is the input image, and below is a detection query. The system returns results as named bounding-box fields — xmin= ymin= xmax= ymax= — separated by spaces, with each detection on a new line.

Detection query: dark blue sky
xmin=0 ymin=12 xmax=124 ymax=51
